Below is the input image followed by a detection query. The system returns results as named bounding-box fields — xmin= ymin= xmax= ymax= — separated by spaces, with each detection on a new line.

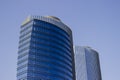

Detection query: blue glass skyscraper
xmin=17 ymin=16 xmax=75 ymax=80
xmin=74 ymin=46 xmax=102 ymax=80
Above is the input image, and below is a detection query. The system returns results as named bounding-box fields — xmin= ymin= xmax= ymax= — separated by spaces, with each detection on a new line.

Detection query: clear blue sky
xmin=0 ymin=0 xmax=120 ymax=80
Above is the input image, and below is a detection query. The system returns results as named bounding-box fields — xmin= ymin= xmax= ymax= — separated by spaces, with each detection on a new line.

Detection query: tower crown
xmin=45 ymin=16 xmax=61 ymax=21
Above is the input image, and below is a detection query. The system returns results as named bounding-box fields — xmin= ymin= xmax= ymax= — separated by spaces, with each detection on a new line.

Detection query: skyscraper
xmin=74 ymin=46 xmax=102 ymax=80
xmin=17 ymin=16 xmax=76 ymax=80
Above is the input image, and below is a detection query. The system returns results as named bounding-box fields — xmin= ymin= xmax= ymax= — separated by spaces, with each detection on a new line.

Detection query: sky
xmin=0 ymin=0 xmax=120 ymax=80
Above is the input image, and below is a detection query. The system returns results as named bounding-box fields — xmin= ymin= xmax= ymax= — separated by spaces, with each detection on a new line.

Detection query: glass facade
xmin=74 ymin=46 xmax=102 ymax=80
xmin=17 ymin=16 xmax=75 ymax=80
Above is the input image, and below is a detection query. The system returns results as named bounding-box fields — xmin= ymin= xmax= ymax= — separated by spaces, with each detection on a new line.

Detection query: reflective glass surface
xmin=17 ymin=19 xmax=74 ymax=80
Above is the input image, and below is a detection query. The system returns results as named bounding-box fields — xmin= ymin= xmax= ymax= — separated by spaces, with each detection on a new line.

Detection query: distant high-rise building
xmin=17 ymin=16 xmax=76 ymax=80
xmin=74 ymin=46 xmax=102 ymax=80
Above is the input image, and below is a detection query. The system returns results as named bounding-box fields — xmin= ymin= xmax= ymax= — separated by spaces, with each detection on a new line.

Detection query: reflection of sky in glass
xmin=74 ymin=46 xmax=102 ymax=80
xmin=0 ymin=0 xmax=120 ymax=80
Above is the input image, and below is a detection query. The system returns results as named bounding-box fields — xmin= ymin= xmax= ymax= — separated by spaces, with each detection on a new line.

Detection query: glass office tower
xmin=74 ymin=46 xmax=102 ymax=80
xmin=17 ymin=16 xmax=75 ymax=80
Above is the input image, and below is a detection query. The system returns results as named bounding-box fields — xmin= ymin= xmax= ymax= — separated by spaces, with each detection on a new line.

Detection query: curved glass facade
xmin=74 ymin=46 xmax=102 ymax=80
xmin=17 ymin=16 xmax=75 ymax=80
xmin=85 ymin=47 xmax=102 ymax=80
